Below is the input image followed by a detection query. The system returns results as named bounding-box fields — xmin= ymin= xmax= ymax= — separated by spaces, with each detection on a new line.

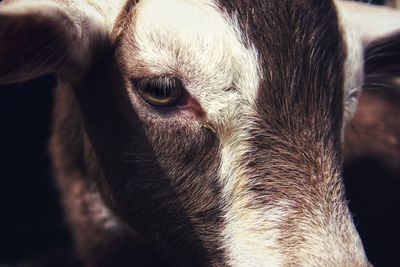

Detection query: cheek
xmin=145 ymin=119 xmax=220 ymax=174
xmin=134 ymin=117 xmax=224 ymax=219
xmin=125 ymin=80 xmax=222 ymax=194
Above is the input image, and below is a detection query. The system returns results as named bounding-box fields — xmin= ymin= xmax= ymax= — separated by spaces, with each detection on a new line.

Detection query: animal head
xmin=1 ymin=0 xmax=399 ymax=266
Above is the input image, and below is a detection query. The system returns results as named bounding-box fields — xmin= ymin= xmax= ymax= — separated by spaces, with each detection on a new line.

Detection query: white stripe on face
xmin=134 ymin=0 xmax=288 ymax=266
xmin=126 ymin=0 xmax=369 ymax=266
xmin=128 ymin=0 xmax=260 ymax=105
xmin=129 ymin=0 xmax=285 ymax=265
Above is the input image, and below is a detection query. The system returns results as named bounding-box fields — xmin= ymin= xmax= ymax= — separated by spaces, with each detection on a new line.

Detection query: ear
xmin=336 ymin=1 xmax=400 ymax=46
xmin=0 ymin=0 xmax=106 ymax=85
xmin=336 ymin=1 xmax=400 ymax=119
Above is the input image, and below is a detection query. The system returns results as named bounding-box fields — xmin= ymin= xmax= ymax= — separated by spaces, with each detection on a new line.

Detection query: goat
xmin=1 ymin=0 xmax=399 ymax=266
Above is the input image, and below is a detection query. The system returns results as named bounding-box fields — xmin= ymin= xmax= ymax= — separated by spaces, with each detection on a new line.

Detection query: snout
xmin=222 ymin=195 xmax=371 ymax=266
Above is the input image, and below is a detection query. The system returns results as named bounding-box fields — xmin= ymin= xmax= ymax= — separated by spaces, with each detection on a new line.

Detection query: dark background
xmin=0 ymin=76 xmax=79 ymax=266
xmin=0 ymin=0 xmax=398 ymax=266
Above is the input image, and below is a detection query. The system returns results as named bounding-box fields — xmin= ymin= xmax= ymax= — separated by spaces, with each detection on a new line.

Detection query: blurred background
xmin=0 ymin=0 xmax=399 ymax=266
xmin=0 ymin=76 xmax=79 ymax=266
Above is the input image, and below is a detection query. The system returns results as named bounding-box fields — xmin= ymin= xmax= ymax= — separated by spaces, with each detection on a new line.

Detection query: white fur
xmin=294 ymin=198 xmax=368 ymax=266
xmin=127 ymin=1 xmax=373 ymax=265
xmin=83 ymin=0 xmax=127 ymax=31
xmin=336 ymin=1 xmax=400 ymax=123
xmin=222 ymin=199 xmax=287 ymax=266
xmin=130 ymin=0 xmax=287 ymax=265
xmin=336 ymin=1 xmax=400 ymax=45
xmin=335 ymin=1 xmax=365 ymax=122
xmin=130 ymin=0 xmax=260 ymax=101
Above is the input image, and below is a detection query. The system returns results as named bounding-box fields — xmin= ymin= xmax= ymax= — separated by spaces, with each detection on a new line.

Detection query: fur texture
xmin=2 ymin=0 xmax=400 ymax=266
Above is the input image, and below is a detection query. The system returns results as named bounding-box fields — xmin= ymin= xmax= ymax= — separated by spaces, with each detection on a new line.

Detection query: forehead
xmin=121 ymin=0 xmax=260 ymax=104
xmin=119 ymin=0 xmax=345 ymax=127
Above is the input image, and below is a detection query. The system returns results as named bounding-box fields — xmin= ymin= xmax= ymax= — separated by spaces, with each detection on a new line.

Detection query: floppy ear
xmin=337 ymin=1 xmax=400 ymax=91
xmin=0 ymin=0 xmax=106 ymax=85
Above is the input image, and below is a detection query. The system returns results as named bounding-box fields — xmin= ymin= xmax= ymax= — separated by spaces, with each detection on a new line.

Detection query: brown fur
xmin=214 ymin=1 xmax=366 ymax=265
xmin=51 ymin=49 xmax=225 ymax=265
xmin=3 ymin=0 xmax=400 ymax=266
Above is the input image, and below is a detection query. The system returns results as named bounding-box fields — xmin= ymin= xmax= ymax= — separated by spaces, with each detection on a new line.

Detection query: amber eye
xmin=134 ymin=76 xmax=184 ymax=107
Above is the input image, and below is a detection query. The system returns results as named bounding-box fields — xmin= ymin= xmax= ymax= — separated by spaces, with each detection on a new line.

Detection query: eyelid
xmin=133 ymin=76 xmax=183 ymax=90
xmin=132 ymin=76 xmax=185 ymax=107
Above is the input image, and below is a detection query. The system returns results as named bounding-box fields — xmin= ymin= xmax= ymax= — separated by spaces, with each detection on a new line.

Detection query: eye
xmin=133 ymin=76 xmax=184 ymax=107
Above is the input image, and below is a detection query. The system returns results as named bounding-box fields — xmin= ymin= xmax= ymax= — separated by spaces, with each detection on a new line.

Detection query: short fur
xmin=2 ymin=0 xmax=399 ymax=266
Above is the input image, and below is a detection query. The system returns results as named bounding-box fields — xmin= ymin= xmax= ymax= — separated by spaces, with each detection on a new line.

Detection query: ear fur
xmin=336 ymin=1 xmax=400 ymax=46
xmin=337 ymin=1 xmax=400 ymax=118
xmin=0 ymin=0 xmax=106 ymax=85
xmin=364 ymin=32 xmax=400 ymax=91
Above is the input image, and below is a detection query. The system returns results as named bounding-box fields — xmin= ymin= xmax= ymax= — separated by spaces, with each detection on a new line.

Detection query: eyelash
xmin=133 ymin=76 xmax=185 ymax=107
